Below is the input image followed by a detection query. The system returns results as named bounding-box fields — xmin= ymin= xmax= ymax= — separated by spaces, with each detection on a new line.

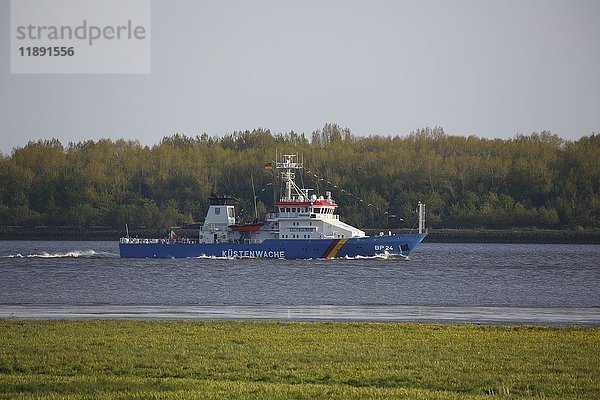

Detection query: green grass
xmin=0 ymin=320 xmax=598 ymax=399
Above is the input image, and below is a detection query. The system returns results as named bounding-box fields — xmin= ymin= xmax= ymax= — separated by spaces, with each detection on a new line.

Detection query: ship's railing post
xmin=418 ymin=202 xmax=426 ymax=234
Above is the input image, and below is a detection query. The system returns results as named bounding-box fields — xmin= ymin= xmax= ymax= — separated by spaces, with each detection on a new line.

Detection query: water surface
xmin=1 ymin=241 xmax=598 ymax=324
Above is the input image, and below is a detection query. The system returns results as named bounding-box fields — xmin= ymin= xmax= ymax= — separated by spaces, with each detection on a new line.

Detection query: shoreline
xmin=1 ymin=226 xmax=599 ymax=244
xmin=2 ymin=304 xmax=598 ymax=326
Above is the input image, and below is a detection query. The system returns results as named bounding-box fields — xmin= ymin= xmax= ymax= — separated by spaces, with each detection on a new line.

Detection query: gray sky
xmin=1 ymin=0 xmax=599 ymax=154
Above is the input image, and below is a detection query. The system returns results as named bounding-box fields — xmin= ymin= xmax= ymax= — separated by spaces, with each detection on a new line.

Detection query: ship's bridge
xmin=275 ymin=192 xmax=338 ymax=219
xmin=269 ymin=154 xmax=365 ymax=239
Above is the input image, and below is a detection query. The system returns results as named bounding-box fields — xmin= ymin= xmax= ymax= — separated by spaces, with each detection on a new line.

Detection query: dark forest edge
xmin=1 ymin=124 xmax=599 ymax=232
xmin=1 ymin=226 xmax=599 ymax=244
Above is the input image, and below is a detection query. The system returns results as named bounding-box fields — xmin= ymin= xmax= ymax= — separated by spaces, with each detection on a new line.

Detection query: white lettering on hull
xmin=221 ymin=249 xmax=285 ymax=258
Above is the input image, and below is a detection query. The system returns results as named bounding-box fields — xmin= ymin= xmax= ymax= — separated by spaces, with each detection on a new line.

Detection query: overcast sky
xmin=1 ymin=0 xmax=599 ymax=154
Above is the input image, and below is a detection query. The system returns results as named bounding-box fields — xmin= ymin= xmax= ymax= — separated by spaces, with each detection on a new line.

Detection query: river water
xmin=0 ymin=241 xmax=598 ymax=325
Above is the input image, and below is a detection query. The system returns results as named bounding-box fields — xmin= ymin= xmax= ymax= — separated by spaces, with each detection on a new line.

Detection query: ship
xmin=119 ymin=154 xmax=427 ymax=259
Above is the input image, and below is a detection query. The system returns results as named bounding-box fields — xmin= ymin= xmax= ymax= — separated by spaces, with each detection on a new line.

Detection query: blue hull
xmin=119 ymin=233 xmax=427 ymax=259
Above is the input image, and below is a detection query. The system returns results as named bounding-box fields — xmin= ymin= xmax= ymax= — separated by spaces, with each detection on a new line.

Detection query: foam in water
xmin=196 ymin=255 xmax=236 ymax=260
xmin=341 ymin=253 xmax=409 ymax=261
xmin=3 ymin=250 xmax=119 ymax=258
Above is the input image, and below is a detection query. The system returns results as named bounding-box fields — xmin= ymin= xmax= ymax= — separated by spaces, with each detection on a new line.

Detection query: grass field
xmin=0 ymin=320 xmax=598 ymax=399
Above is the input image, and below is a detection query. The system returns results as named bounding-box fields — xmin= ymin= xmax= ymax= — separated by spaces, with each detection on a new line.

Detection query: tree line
xmin=0 ymin=124 xmax=598 ymax=230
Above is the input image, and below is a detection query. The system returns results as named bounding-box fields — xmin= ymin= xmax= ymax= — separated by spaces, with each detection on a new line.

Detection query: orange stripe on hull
xmin=322 ymin=238 xmax=348 ymax=258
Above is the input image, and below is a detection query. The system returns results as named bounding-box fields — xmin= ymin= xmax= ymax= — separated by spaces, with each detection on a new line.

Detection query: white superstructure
xmin=196 ymin=154 xmax=365 ymax=244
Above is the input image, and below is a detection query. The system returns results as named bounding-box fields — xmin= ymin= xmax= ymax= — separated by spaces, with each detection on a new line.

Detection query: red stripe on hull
xmin=321 ymin=239 xmax=340 ymax=258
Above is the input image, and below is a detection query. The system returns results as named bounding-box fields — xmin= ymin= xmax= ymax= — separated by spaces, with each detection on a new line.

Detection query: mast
xmin=251 ymin=174 xmax=258 ymax=220
xmin=275 ymin=154 xmax=307 ymax=200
